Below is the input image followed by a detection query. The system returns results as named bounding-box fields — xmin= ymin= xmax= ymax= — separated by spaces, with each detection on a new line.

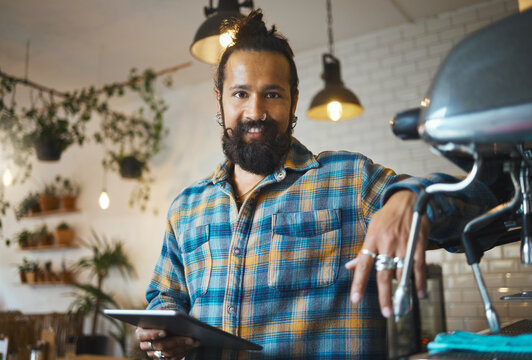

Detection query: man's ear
xmin=215 ymin=89 xmax=222 ymax=114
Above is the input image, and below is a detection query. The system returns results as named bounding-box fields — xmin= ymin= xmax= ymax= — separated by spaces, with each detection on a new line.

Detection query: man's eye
xmin=234 ymin=91 xmax=247 ymax=98
xmin=266 ymin=92 xmax=280 ymax=99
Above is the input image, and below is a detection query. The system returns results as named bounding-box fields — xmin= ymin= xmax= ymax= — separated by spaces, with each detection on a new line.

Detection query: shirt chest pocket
xmin=180 ymin=224 xmax=212 ymax=300
xmin=269 ymin=209 xmax=342 ymax=291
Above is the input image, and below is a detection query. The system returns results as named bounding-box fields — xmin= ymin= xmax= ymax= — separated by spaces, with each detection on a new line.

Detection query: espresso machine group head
xmin=391 ymin=8 xmax=532 ymax=333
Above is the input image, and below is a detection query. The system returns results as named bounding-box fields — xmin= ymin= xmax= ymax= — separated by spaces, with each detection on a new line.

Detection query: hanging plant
xmin=94 ymin=68 xmax=170 ymax=211
xmin=0 ymin=63 xmax=186 ymax=214
xmin=0 ymin=77 xmax=94 ymax=182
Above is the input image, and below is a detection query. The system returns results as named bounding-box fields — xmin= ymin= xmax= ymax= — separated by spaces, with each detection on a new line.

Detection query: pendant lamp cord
xmin=326 ymin=0 xmax=334 ymax=56
xmin=24 ymin=40 xmax=30 ymax=80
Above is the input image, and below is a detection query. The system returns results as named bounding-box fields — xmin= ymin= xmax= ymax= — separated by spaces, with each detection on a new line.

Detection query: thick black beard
xmin=222 ymin=119 xmax=292 ymax=175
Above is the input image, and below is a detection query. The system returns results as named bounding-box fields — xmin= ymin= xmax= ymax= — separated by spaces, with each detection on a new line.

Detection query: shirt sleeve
xmin=145 ymin=203 xmax=191 ymax=312
xmin=358 ymin=156 xmax=408 ymax=227
xmin=382 ymin=172 xmax=499 ymax=251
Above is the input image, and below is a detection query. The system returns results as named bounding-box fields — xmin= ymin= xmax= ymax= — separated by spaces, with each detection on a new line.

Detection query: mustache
xmin=224 ymin=119 xmax=277 ymax=138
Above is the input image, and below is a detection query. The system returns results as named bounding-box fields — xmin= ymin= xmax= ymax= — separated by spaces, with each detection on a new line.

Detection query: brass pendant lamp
xmin=307 ymin=0 xmax=363 ymax=121
xmin=190 ymin=0 xmax=254 ymax=64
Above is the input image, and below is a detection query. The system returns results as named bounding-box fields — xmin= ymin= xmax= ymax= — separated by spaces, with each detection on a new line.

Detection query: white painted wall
xmin=1 ymin=0 xmax=529 ymax=335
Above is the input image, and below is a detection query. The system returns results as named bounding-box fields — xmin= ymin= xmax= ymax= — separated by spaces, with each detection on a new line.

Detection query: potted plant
xmin=21 ymin=104 xmax=82 ymax=162
xmin=94 ymin=69 xmax=169 ymax=211
xmin=25 ymin=259 xmax=40 ymax=284
xmin=15 ymin=192 xmax=41 ymax=219
xmin=43 ymin=261 xmax=56 ymax=283
xmin=60 ymin=260 xmax=74 ymax=284
xmin=16 ymin=229 xmax=33 ymax=249
xmin=35 ymin=225 xmax=53 ymax=247
xmin=69 ymin=230 xmax=136 ymax=355
xmin=115 ymin=153 xmax=146 ymax=179
xmin=54 ymin=222 xmax=75 ymax=247
xmin=55 ymin=175 xmax=81 ymax=210
xmin=17 ymin=257 xmax=33 ymax=283
xmin=38 ymin=182 xmax=59 ymax=212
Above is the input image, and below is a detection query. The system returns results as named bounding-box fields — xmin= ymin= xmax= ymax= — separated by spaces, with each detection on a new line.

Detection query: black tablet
xmin=104 ymin=309 xmax=262 ymax=351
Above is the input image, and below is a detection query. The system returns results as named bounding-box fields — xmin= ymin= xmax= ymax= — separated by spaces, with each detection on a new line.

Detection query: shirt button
xmin=275 ymin=172 xmax=286 ymax=181
xmin=233 ymin=248 xmax=241 ymax=256
xmin=227 ymin=305 xmax=236 ymax=314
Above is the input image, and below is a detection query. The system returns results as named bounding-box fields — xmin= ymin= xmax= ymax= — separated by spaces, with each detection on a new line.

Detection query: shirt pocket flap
xmin=272 ymin=209 xmax=341 ymax=237
xmin=180 ymin=224 xmax=210 ymax=253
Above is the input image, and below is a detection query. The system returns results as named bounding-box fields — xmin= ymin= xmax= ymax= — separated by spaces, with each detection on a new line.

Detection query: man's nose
xmin=244 ymin=96 xmax=266 ymax=121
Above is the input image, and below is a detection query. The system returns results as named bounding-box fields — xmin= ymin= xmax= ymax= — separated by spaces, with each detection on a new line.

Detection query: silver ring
xmin=147 ymin=341 xmax=154 ymax=351
xmin=394 ymin=257 xmax=405 ymax=269
xmin=153 ymin=351 xmax=166 ymax=360
xmin=360 ymin=248 xmax=377 ymax=259
xmin=375 ymin=254 xmax=395 ymax=271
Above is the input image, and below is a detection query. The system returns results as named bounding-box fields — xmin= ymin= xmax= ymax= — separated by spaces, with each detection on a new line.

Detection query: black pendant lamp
xmin=307 ymin=0 xmax=363 ymax=121
xmin=190 ymin=0 xmax=254 ymax=64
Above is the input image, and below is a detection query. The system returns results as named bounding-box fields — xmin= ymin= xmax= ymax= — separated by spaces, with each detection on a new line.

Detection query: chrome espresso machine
xmin=390 ymin=6 xmax=532 ymax=358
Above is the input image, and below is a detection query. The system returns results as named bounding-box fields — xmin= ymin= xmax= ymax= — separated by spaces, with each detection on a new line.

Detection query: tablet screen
xmin=104 ymin=309 xmax=262 ymax=351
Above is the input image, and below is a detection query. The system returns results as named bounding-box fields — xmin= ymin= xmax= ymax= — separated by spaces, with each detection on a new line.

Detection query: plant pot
xmin=35 ymin=270 xmax=44 ymax=283
xmin=26 ymin=271 xmax=36 ymax=284
xmin=44 ymin=270 xmax=55 ymax=283
xmin=54 ymin=228 xmax=74 ymax=246
xmin=35 ymin=139 xmax=64 ymax=161
xmin=60 ymin=270 xmax=74 ymax=284
xmin=27 ymin=235 xmax=38 ymax=248
xmin=76 ymin=335 xmax=110 ymax=355
xmin=28 ymin=203 xmax=41 ymax=215
xmin=19 ymin=271 xmax=27 ymax=284
xmin=38 ymin=194 xmax=59 ymax=211
xmin=119 ymin=156 xmax=145 ymax=179
xmin=38 ymin=234 xmax=53 ymax=247
xmin=61 ymin=195 xmax=77 ymax=210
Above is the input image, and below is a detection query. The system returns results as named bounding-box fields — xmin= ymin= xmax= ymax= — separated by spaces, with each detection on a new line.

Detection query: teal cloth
xmin=428 ymin=331 xmax=532 ymax=354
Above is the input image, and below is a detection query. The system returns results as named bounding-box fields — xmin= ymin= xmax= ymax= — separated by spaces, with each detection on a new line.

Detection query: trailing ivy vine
xmin=0 ymin=62 xmax=190 ymax=219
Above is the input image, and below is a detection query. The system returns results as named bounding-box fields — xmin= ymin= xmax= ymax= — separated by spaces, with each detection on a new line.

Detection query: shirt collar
xmin=210 ymin=137 xmax=319 ymax=185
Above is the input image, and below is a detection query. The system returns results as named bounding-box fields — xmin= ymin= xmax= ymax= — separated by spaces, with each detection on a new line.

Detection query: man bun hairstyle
xmin=215 ymin=9 xmax=299 ymax=114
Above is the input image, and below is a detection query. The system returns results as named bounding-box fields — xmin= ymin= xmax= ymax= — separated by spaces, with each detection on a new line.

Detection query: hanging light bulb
xmin=99 ymin=168 xmax=110 ymax=209
xmin=307 ymin=0 xmax=363 ymax=121
xmin=99 ymin=190 xmax=110 ymax=210
xmin=327 ymin=101 xmax=343 ymax=121
xmin=219 ymin=30 xmax=235 ymax=48
xmin=2 ymin=168 xmax=13 ymax=187
xmin=190 ymin=0 xmax=254 ymax=64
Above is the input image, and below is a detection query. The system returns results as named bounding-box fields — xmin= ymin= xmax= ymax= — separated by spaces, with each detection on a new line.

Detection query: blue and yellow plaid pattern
xmin=146 ymin=138 xmax=496 ymax=359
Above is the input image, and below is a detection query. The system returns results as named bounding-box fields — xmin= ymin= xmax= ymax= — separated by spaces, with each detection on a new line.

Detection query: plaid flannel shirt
xmin=146 ymin=138 xmax=496 ymax=359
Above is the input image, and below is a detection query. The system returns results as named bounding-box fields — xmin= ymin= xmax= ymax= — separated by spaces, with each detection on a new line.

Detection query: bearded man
xmin=136 ymin=10 xmax=496 ymax=360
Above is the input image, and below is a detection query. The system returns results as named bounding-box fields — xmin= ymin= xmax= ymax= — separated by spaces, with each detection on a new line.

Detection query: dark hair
xmin=215 ymin=9 xmax=299 ymax=111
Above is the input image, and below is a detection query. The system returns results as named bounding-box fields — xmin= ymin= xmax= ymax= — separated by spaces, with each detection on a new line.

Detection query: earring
xmin=216 ymin=113 xmax=223 ymax=126
xmin=290 ymin=115 xmax=298 ymax=129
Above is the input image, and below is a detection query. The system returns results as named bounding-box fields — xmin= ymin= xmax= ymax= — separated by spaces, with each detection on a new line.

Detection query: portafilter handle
xmin=520 ymin=164 xmax=532 ymax=265
xmin=393 ymin=155 xmax=482 ymax=321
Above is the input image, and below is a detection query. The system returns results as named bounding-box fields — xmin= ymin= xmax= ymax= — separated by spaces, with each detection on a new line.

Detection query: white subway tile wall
xmin=294 ymin=0 xmax=530 ymax=332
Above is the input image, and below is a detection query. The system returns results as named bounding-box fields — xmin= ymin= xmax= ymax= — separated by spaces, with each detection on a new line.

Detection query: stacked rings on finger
xmin=154 ymin=351 xmax=166 ymax=360
xmin=360 ymin=248 xmax=377 ymax=259
xmin=375 ymin=254 xmax=395 ymax=271
xmin=394 ymin=257 xmax=405 ymax=269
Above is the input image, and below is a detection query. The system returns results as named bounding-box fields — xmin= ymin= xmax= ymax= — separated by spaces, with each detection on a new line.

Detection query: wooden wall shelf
xmin=21 ymin=209 xmax=80 ymax=219
xmin=20 ymin=243 xmax=79 ymax=251
xmin=21 ymin=282 xmax=74 ymax=287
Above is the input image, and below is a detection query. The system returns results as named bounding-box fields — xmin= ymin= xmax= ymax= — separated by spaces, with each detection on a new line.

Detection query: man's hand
xmin=136 ymin=327 xmax=200 ymax=360
xmin=345 ymin=190 xmax=430 ymax=318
